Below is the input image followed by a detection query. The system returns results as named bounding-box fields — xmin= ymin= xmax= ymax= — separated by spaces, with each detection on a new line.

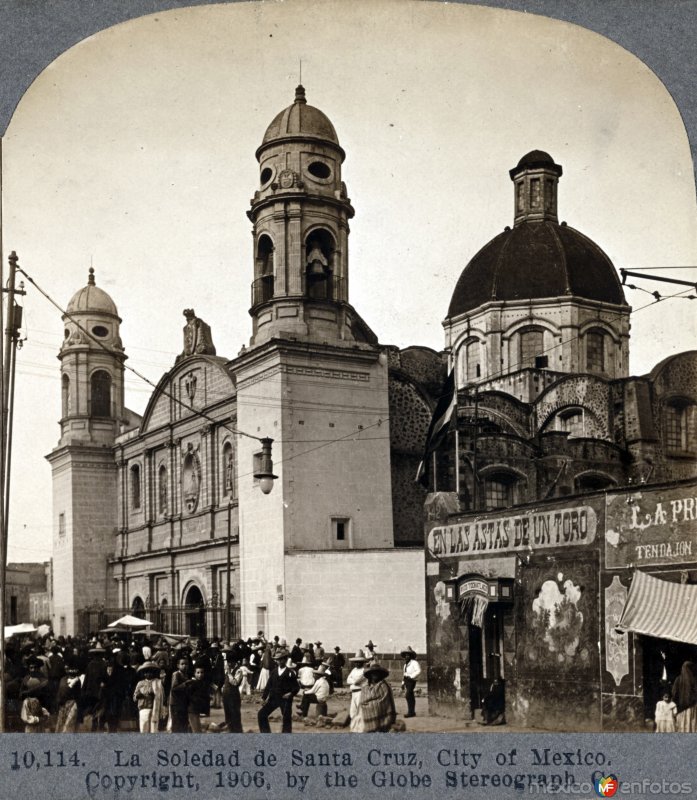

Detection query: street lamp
xmin=254 ymin=437 xmax=278 ymax=494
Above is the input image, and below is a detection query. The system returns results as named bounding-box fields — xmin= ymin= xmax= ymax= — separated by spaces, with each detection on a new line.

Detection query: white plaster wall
xmin=284 ymin=549 xmax=426 ymax=653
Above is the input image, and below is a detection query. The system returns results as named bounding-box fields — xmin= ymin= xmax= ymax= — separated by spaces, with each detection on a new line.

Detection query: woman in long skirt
xmin=672 ymin=661 xmax=697 ymax=732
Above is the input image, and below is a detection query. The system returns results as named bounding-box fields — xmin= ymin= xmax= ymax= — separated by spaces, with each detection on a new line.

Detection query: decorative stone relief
xmin=604 ymin=575 xmax=629 ymax=687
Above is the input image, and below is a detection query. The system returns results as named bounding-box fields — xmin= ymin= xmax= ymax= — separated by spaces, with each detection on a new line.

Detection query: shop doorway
xmin=642 ymin=635 xmax=697 ymax=718
xmin=468 ymin=604 xmax=505 ymax=720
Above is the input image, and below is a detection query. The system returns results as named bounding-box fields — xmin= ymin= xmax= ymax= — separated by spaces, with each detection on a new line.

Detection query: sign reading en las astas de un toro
xmin=427 ymin=503 xmax=598 ymax=559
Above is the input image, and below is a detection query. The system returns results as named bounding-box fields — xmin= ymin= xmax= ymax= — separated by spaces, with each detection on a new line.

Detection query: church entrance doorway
xmin=468 ymin=604 xmax=505 ymax=723
xmin=184 ymin=585 xmax=206 ymax=639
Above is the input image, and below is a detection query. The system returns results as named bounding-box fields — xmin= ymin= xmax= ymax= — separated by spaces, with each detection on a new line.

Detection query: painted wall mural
xmin=528 ymin=575 xmax=588 ymax=667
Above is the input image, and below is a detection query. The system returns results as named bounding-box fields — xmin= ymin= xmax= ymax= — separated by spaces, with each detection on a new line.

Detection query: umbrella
xmin=4 ymin=623 xmax=37 ymax=639
xmin=98 ymin=626 xmax=130 ymax=634
xmin=107 ymin=615 xmax=153 ymax=628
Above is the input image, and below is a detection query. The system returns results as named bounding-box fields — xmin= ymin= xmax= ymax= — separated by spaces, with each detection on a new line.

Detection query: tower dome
xmin=257 ymin=85 xmax=343 ymax=158
xmin=66 ymin=267 xmax=119 ymax=317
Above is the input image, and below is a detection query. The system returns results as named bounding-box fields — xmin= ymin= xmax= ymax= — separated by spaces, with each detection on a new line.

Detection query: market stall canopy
xmin=107 ymin=615 xmax=153 ymax=628
xmin=616 ymin=571 xmax=697 ymax=645
xmin=4 ymin=623 xmax=36 ymax=639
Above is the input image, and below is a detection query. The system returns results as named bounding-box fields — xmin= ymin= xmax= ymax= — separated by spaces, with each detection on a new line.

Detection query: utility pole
xmin=0 ymin=251 xmax=25 ymax=732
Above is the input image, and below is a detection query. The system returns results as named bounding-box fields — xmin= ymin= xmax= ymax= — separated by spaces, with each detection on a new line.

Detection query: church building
xmin=424 ymin=150 xmax=697 ymax=731
xmin=48 ymin=86 xmax=439 ymax=648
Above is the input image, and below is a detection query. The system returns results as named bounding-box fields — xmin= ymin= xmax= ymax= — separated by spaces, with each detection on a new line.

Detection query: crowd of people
xmin=3 ymin=629 xmax=422 ymax=734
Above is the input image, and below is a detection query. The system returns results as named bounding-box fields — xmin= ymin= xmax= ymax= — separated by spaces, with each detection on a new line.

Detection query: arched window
xmin=483 ymin=471 xmax=518 ymax=510
xmin=61 ymin=374 xmax=70 ymax=418
xmin=131 ymin=596 xmax=145 ymax=616
xmin=130 ymin=464 xmax=141 ymax=510
xmin=519 ymin=327 xmax=544 ymax=368
xmin=575 ymin=473 xmax=614 ymax=493
xmin=158 ymin=464 xmax=168 ymax=515
xmin=465 ymin=340 xmax=481 ymax=382
xmin=222 ymin=441 xmax=237 ymax=501
xmin=305 ymin=229 xmax=335 ymax=300
xmin=254 ymin=234 xmax=274 ymax=304
xmin=90 ymin=370 xmax=112 ymax=417
xmin=559 ymin=408 xmax=584 ymax=438
xmin=665 ymin=400 xmax=696 ymax=453
xmin=586 ymin=328 xmax=606 ymax=373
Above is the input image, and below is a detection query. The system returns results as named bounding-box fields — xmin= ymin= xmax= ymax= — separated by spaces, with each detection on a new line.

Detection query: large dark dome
xmin=447 ymin=220 xmax=627 ymax=318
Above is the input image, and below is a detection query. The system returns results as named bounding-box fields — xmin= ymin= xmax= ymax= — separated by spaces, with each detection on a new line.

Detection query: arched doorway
xmin=183 ymin=585 xmax=206 ymax=639
xmin=131 ymin=595 xmax=145 ymax=617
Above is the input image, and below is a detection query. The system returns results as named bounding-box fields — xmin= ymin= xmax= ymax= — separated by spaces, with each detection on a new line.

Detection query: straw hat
xmin=401 ymin=646 xmax=417 ymax=659
xmin=273 ymin=648 xmax=290 ymax=660
xmin=137 ymin=660 xmax=159 ymax=674
xmin=349 ymin=649 xmax=368 ymax=663
xmin=363 ymin=662 xmax=390 ymax=680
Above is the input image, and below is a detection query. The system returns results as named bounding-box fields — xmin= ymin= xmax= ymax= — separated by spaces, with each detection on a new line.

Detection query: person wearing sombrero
xmin=19 ymin=657 xmax=50 ymax=733
xmin=133 ymin=661 xmax=166 ymax=733
xmin=298 ymin=664 xmax=331 ymax=718
xmin=400 ymin=646 xmax=421 ymax=718
xmin=346 ymin=649 xmax=369 ymax=732
xmin=55 ymin=658 xmax=82 ymax=733
xmin=359 ymin=662 xmax=396 ymax=733
xmin=80 ymin=642 xmax=108 ymax=729
xmin=258 ymin=648 xmax=299 ymax=733
xmin=365 ymin=640 xmax=377 ymax=663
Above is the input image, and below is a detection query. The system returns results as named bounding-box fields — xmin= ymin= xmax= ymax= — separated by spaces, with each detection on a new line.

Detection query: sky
xmin=1 ymin=0 xmax=696 ymax=563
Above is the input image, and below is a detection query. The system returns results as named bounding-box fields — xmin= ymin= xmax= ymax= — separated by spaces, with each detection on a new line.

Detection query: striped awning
xmin=617 ymin=570 xmax=697 ymax=645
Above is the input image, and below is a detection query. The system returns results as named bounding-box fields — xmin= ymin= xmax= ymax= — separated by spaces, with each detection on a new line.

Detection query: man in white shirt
xmin=346 ymin=649 xmax=368 ymax=732
xmin=401 ymin=646 xmax=421 ymax=718
xmin=298 ymin=665 xmax=331 ymax=717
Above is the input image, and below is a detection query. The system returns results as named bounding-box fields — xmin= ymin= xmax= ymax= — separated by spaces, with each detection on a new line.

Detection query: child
xmin=655 ymin=691 xmax=677 ymax=732
xmin=234 ymin=659 xmax=252 ymax=696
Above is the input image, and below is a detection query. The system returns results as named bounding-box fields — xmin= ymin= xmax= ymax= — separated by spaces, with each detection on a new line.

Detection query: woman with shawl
xmin=55 ymin=660 xmax=82 ymax=733
xmin=672 ymin=660 xmax=697 ymax=732
xmin=359 ymin=662 xmax=396 ymax=733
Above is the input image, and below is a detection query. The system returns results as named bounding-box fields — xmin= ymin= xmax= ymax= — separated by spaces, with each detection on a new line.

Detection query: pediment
xmin=140 ymin=355 xmax=236 ymax=433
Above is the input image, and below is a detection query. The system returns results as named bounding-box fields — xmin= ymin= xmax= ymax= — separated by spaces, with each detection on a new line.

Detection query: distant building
xmin=5 ymin=562 xmax=51 ymax=626
xmin=4 ymin=565 xmax=30 ymax=625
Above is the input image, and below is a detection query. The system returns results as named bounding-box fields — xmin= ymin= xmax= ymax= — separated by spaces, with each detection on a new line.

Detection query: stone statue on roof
xmin=178 ymin=308 xmax=216 ymax=361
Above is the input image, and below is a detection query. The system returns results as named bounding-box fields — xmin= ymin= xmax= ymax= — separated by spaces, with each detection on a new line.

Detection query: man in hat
xmin=346 ymin=650 xmax=368 ymax=733
xmin=297 ymin=652 xmax=315 ymax=692
xmin=19 ymin=657 xmax=51 ymax=733
xmin=328 ymin=646 xmax=346 ymax=688
xmin=365 ymin=640 xmax=377 ymax=662
xmin=290 ymin=638 xmax=304 ymax=666
xmin=81 ymin=642 xmax=108 ymax=729
xmin=133 ymin=661 xmax=165 ymax=733
xmin=298 ymin=664 xmax=331 ymax=718
xmin=360 ymin=662 xmax=396 ymax=733
xmin=313 ymin=641 xmax=325 ymax=663
xmin=257 ymin=648 xmax=299 ymax=733
xmin=401 ymin=646 xmax=421 ymax=718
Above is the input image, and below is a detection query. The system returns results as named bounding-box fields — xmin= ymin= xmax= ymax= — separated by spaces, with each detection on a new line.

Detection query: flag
xmin=416 ymin=369 xmax=456 ymax=487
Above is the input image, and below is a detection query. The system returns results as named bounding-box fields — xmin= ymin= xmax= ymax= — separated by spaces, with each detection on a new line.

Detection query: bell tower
xmin=248 ymin=85 xmax=372 ymax=347
xmin=47 ymin=267 xmax=124 ymax=635
xmin=58 ymin=267 xmax=127 ymax=445
xmin=234 ymin=86 xmax=394 ymax=639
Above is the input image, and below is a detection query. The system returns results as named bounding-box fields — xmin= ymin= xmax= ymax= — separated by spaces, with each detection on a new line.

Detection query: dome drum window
xmin=482 ymin=471 xmax=520 ymax=511
xmin=586 ymin=329 xmax=606 ymax=373
xmin=92 ymin=325 xmax=109 ymax=338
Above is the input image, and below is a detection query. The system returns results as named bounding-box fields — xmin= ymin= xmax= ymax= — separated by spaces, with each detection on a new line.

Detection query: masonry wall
xmin=284 ymin=548 xmax=426 ymax=652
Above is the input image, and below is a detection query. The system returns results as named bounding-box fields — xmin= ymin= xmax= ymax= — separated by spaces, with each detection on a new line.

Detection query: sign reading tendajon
xmin=605 ymin=485 xmax=697 ymax=568
xmin=428 ymin=505 xmax=597 ymax=559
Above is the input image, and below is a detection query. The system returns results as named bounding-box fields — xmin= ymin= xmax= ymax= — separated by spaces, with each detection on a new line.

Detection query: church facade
xmin=48 ymin=86 xmax=439 ymax=649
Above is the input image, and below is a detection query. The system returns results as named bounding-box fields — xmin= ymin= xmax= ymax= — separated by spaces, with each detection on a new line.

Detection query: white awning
xmin=617 ymin=570 xmax=697 ymax=645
